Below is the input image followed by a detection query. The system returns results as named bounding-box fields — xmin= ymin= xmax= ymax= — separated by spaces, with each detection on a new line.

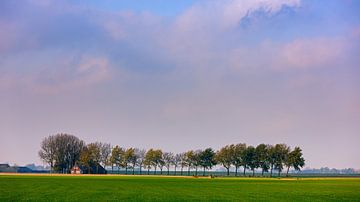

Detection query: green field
xmin=0 ymin=175 xmax=360 ymax=201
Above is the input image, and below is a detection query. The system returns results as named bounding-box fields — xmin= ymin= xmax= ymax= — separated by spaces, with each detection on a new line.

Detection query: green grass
xmin=0 ymin=175 xmax=360 ymax=201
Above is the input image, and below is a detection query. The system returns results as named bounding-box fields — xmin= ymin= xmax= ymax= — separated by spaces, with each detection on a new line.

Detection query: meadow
xmin=0 ymin=174 xmax=359 ymax=201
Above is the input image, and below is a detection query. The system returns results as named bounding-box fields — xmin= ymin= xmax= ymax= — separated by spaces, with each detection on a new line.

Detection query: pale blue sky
xmin=0 ymin=0 xmax=359 ymax=168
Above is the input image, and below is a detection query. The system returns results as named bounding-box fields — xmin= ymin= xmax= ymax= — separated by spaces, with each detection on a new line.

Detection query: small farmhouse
xmin=71 ymin=165 xmax=82 ymax=174
xmin=70 ymin=164 xmax=107 ymax=174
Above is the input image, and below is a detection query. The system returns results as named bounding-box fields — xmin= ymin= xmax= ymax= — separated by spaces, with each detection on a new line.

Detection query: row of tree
xmin=39 ymin=133 xmax=305 ymax=176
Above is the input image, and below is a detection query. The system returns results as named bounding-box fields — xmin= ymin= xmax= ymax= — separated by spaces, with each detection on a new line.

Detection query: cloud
xmin=277 ymin=37 xmax=346 ymax=69
xmin=159 ymin=0 xmax=301 ymax=68
xmin=0 ymin=54 xmax=111 ymax=94
xmin=0 ymin=20 xmax=18 ymax=53
xmin=0 ymin=0 xmax=357 ymax=93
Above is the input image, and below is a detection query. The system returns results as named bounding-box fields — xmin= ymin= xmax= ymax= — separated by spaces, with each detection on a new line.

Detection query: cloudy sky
xmin=0 ymin=0 xmax=359 ymax=168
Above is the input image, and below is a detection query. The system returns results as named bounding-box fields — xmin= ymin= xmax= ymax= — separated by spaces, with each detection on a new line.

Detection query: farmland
xmin=0 ymin=174 xmax=359 ymax=201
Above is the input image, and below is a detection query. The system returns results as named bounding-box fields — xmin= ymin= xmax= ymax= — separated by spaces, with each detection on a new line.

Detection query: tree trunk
xmin=140 ymin=165 xmax=142 ymax=175
xmin=235 ymin=166 xmax=238 ymax=176
xmin=118 ymin=165 xmax=120 ymax=175
xmin=227 ymin=167 xmax=230 ymax=176
xmin=181 ymin=167 xmax=183 ymax=176
xmin=188 ymin=167 xmax=190 ymax=176
xmin=203 ymin=167 xmax=206 ymax=176
xmin=125 ymin=166 xmax=128 ymax=175
xmin=252 ymin=169 xmax=255 ymax=177
xmin=195 ymin=167 xmax=198 ymax=176
xmin=112 ymin=165 xmax=114 ymax=174
xmin=243 ymin=166 xmax=246 ymax=176
xmin=174 ymin=166 xmax=177 ymax=176
xmin=167 ymin=167 xmax=170 ymax=175
xmin=262 ymin=168 xmax=264 ymax=176
xmin=286 ymin=166 xmax=290 ymax=177
xmin=278 ymin=169 xmax=281 ymax=177
xmin=147 ymin=168 xmax=150 ymax=175
xmin=133 ymin=167 xmax=135 ymax=175
xmin=160 ymin=168 xmax=163 ymax=175
xmin=270 ymin=164 xmax=273 ymax=177
xmin=154 ymin=166 xmax=157 ymax=175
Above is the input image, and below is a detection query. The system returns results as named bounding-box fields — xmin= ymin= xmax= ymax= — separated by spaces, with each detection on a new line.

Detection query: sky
xmin=0 ymin=0 xmax=359 ymax=169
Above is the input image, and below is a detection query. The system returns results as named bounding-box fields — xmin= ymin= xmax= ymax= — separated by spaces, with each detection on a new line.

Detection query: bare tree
xmin=39 ymin=133 xmax=85 ymax=173
xmin=179 ymin=153 xmax=187 ymax=176
xmin=135 ymin=149 xmax=146 ymax=175
xmin=99 ymin=143 xmax=111 ymax=169
xmin=173 ymin=153 xmax=182 ymax=175
xmin=38 ymin=135 xmax=57 ymax=173
xmin=163 ymin=152 xmax=174 ymax=175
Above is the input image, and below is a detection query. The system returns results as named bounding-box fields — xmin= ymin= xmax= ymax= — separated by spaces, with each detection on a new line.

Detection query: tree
xmin=273 ymin=144 xmax=290 ymax=177
xmin=226 ymin=143 xmax=248 ymax=176
xmin=123 ymin=148 xmax=137 ymax=175
xmin=99 ymin=142 xmax=111 ymax=169
xmin=268 ymin=145 xmax=276 ymax=177
xmin=185 ymin=150 xmax=194 ymax=176
xmin=87 ymin=143 xmax=101 ymax=174
xmin=39 ymin=133 xmax=85 ymax=173
xmin=38 ymin=135 xmax=57 ymax=173
xmin=193 ymin=150 xmax=202 ymax=176
xmin=154 ymin=150 xmax=164 ymax=175
xmin=163 ymin=152 xmax=174 ymax=175
xmin=255 ymin=144 xmax=270 ymax=176
xmin=129 ymin=148 xmax=139 ymax=175
xmin=244 ymin=146 xmax=257 ymax=176
xmin=144 ymin=149 xmax=163 ymax=175
xmin=78 ymin=143 xmax=101 ymax=174
xmin=199 ymin=148 xmax=216 ymax=176
xmin=285 ymin=147 xmax=305 ymax=176
xmin=110 ymin=146 xmax=124 ymax=174
xmin=135 ymin=149 xmax=146 ymax=175
xmin=79 ymin=146 xmax=92 ymax=174
xmin=173 ymin=153 xmax=182 ymax=175
xmin=233 ymin=143 xmax=246 ymax=176
xmin=145 ymin=149 xmax=155 ymax=175
xmin=185 ymin=150 xmax=201 ymax=176
xmin=179 ymin=152 xmax=187 ymax=176
xmin=216 ymin=145 xmax=233 ymax=176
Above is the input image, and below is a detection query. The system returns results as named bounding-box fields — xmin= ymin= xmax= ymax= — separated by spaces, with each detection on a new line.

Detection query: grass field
xmin=0 ymin=174 xmax=360 ymax=201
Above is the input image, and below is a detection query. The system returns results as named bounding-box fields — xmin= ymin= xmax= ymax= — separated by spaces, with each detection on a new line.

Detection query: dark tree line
xmin=39 ymin=134 xmax=304 ymax=176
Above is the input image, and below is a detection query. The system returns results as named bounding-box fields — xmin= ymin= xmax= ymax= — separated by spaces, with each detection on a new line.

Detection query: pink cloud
xmin=0 ymin=20 xmax=17 ymax=53
xmin=278 ymin=38 xmax=345 ymax=69
xmin=0 ymin=54 xmax=111 ymax=94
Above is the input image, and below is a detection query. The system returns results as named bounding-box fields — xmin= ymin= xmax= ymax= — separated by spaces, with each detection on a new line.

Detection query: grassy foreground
xmin=0 ymin=175 xmax=359 ymax=201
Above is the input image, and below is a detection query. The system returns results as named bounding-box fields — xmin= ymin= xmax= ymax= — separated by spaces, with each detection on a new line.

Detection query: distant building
xmin=0 ymin=164 xmax=10 ymax=168
xmin=16 ymin=167 xmax=33 ymax=173
xmin=0 ymin=164 xmax=16 ymax=172
xmin=71 ymin=164 xmax=107 ymax=174
xmin=71 ymin=165 xmax=82 ymax=174
xmin=0 ymin=163 xmax=49 ymax=173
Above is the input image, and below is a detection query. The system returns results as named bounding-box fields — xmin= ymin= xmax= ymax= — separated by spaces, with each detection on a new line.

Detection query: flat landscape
xmin=0 ymin=174 xmax=359 ymax=201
